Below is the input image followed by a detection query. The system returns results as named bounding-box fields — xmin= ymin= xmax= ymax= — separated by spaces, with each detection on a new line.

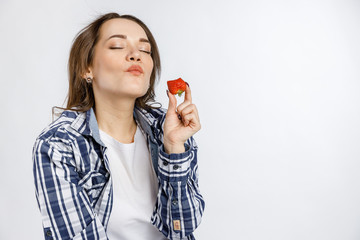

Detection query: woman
xmin=32 ymin=13 xmax=204 ymax=240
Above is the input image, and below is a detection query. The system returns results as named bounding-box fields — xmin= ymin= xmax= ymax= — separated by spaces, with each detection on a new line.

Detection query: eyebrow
xmin=107 ymin=34 xmax=150 ymax=43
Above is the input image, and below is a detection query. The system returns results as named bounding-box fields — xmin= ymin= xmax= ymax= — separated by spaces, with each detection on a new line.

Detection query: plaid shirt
xmin=32 ymin=105 xmax=205 ymax=240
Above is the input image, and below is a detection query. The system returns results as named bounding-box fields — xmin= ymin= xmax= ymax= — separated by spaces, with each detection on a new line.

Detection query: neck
xmin=94 ymin=98 xmax=137 ymax=144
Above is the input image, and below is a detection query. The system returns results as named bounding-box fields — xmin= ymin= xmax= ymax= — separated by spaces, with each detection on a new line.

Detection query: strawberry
xmin=167 ymin=78 xmax=186 ymax=97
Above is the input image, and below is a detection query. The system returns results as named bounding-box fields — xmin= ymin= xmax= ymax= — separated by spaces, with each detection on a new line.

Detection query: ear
xmin=82 ymin=67 xmax=93 ymax=79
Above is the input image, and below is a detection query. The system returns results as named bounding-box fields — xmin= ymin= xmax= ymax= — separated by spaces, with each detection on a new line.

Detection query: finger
xmin=182 ymin=112 xmax=200 ymax=129
xmin=179 ymin=104 xmax=196 ymax=117
xmin=184 ymin=83 xmax=192 ymax=103
xmin=176 ymin=101 xmax=191 ymax=115
xmin=177 ymin=84 xmax=192 ymax=113
xmin=181 ymin=107 xmax=200 ymax=126
xmin=167 ymin=90 xmax=177 ymax=114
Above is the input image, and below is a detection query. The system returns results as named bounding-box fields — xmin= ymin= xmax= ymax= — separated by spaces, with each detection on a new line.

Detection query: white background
xmin=0 ymin=0 xmax=360 ymax=239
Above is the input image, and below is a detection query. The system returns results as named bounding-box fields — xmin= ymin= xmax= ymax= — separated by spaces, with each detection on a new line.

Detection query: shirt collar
xmin=70 ymin=105 xmax=158 ymax=147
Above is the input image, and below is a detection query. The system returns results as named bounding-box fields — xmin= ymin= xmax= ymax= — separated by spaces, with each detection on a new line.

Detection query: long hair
xmin=52 ymin=12 xmax=161 ymax=120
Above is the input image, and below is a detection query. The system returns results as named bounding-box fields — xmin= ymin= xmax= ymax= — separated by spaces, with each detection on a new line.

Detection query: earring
xmin=86 ymin=77 xmax=93 ymax=84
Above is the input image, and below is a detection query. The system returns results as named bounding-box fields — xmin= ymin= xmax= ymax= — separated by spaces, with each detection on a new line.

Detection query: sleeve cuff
xmin=158 ymin=143 xmax=193 ymax=182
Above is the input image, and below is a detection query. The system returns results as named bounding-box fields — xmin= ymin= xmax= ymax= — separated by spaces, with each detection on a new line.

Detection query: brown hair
xmin=53 ymin=12 xmax=161 ymax=119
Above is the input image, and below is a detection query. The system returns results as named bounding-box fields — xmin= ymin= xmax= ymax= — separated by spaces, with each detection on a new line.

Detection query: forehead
xmin=99 ymin=18 xmax=148 ymax=40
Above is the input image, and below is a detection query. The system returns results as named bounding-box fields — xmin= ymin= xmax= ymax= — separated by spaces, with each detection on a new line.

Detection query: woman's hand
xmin=163 ymin=84 xmax=201 ymax=154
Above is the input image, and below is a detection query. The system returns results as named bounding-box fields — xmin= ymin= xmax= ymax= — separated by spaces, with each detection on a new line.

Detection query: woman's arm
xmin=32 ymin=138 xmax=108 ymax=240
xmin=151 ymin=83 xmax=205 ymax=239
xmin=151 ymin=136 xmax=205 ymax=240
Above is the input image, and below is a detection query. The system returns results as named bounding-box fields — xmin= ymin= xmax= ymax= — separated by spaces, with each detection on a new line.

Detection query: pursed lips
xmin=126 ymin=65 xmax=143 ymax=75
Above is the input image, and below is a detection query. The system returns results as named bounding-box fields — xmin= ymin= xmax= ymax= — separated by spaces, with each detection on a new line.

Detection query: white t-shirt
xmin=99 ymin=125 xmax=166 ymax=240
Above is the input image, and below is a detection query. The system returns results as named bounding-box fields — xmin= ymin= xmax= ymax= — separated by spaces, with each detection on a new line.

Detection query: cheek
xmin=94 ymin=52 xmax=122 ymax=76
xmin=147 ymin=59 xmax=154 ymax=77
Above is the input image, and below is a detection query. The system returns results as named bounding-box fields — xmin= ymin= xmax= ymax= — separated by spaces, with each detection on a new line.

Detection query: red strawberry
xmin=167 ymin=78 xmax=186 ymax=97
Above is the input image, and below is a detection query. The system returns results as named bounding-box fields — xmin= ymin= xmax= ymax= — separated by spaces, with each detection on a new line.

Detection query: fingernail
xmin=166 ymin=90 xmax=169 ymax=98
xmin=185 ymin=82 xmax=190 ymax=87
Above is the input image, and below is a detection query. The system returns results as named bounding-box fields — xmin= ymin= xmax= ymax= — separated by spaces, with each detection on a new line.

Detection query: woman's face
xmin=89 ymin=18 xmax=154 ymax=102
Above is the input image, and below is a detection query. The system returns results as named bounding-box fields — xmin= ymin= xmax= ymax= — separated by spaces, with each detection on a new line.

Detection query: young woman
xmin=32 ymin=13 xmax=204 ymax=240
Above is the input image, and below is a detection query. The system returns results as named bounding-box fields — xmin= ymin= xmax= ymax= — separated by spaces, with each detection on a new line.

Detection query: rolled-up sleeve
xmin=32 ymin=138 xmax=108 ymax=240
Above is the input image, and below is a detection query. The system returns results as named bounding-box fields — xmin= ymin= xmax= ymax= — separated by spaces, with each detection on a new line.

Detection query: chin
xmin=130 ymin=87 xmax=149 ymax=98
xmin=116 ymin=80 xmax=149 ymax=97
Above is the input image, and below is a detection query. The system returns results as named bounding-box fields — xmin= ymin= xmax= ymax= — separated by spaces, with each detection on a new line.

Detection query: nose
xmin=126 ymin=46 xmax=141 ymax=62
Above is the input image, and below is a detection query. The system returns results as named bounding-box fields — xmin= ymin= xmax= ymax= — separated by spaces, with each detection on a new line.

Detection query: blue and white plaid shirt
xmin=32 ymin=105 xmax=205 ymax=240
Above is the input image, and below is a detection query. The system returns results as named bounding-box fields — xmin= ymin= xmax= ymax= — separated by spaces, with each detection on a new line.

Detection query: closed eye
xmin=141 ymin=50 xmax=151 ymax=54
xmin=109 ymin=47 xmax=151 ymax=54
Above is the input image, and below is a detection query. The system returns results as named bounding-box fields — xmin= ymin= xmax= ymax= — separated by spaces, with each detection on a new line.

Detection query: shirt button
xmin=173 ymin=165 xmax=180 ymax=170
xmin=46 ymin=230 xmax=52 ymax=236
xmin=163 ymin=160 xmax=168 ymax=166
xmin=172 ymin=199 xmax=178 ymax=206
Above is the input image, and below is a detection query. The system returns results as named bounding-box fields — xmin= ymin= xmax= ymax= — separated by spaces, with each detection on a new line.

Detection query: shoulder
xmin=136 ymin=106 xmax=168 ymax=126
xmin=33 ymin=109 xmax=85 ymax=150
xmin=147 ymin=107 xmax=167 ymax=118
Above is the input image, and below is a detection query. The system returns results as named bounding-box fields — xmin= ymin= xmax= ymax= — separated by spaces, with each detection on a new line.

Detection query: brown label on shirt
xmin=173 ymin=220 xmax=181 ymax=231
